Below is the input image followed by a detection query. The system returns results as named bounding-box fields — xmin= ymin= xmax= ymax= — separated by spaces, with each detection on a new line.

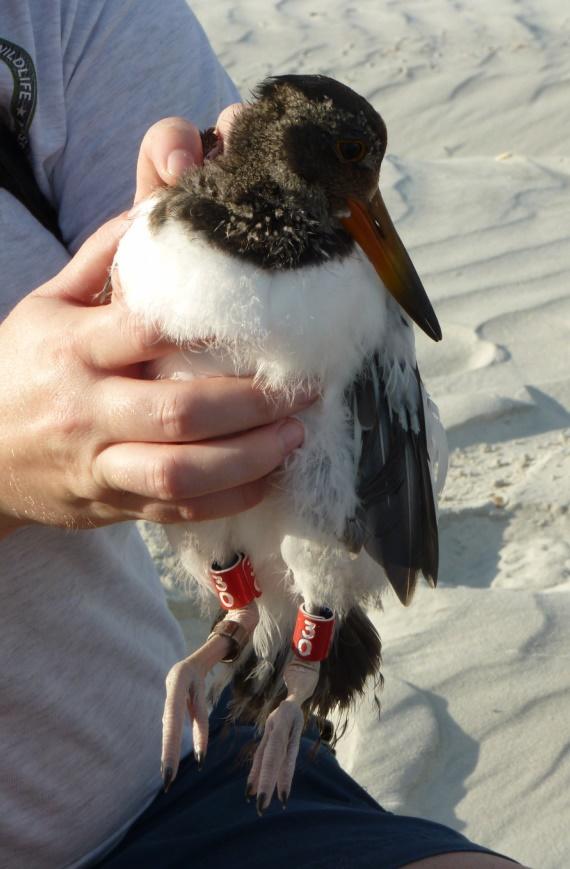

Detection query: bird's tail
xmin=312 ymin=604 xmax=383 ymax=742
xmin=216 ymin=605 xmax=382 ymax=745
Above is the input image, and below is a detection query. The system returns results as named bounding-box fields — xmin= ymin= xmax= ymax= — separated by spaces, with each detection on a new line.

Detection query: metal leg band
xmin=207 ymin=619 xmax=251 ymax=664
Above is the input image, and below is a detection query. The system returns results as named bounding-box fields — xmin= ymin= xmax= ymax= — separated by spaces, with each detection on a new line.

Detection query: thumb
xmin=215 ymin=103 xmax=244 ymax=148
xmin=36 ymin=213 xmax=128 ymax=303
xmin=134 ymin=117 xmax=202 ymax=204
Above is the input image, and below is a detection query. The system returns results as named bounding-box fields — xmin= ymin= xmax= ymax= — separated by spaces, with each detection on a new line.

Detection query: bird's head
xmin=225 ymin=75 xmax=441 ymax=342
xmin=229 ymin=75 xmax=386 ymax=207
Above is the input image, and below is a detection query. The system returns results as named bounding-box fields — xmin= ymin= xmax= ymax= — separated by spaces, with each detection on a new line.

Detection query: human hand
xmin=133 ymin=106 xmax=242 ymax=202
xmin=0 ymin=111 xmax=308 ymax=538
xmin=161 ymin=601 xmax=259 ymax=790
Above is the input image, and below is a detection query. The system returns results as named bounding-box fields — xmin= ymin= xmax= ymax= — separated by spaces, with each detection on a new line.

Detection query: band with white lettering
xmin=292 ymin=604 xmax=335 ymax=661
xmin=209 ymin=553 xmax=261 ymax=610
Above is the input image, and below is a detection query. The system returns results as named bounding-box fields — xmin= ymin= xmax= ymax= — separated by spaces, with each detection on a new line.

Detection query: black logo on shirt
xmin=0 ymin=37 xmax=37 ymax=150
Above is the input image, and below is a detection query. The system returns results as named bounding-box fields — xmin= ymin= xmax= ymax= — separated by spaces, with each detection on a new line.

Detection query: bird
xmin=113 ymin=74 xmax=448 ymax=815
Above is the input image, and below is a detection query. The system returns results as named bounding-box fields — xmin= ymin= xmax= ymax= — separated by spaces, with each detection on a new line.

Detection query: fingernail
xmin=162 ymin=765 xmax=174 ymax=793
xmin=277 ymin=419 xmax=304 ymax=455
xmin=245 ymin=782 xmax=254 ymax=803
xmin=194 ymin=750 xmax=204 ymax=771
xmin=280 ymin=791 xmax=288 ymax=809
xmin=256 ymin=793 xmax=267 ymax=816
xmin=166 ymin=149 xmax=194 ymax=178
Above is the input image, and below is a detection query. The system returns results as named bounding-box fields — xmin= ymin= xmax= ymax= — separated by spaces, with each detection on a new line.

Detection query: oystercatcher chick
xmin=114 ymin=74 xmax=447 ymax=815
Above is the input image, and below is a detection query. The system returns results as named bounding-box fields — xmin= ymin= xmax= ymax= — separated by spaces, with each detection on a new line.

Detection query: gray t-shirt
xmin=0 ymin=2 xmax=238 ymax=866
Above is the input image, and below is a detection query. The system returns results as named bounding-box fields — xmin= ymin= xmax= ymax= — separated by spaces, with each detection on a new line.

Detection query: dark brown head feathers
xmin=150 ymin=74 xmax=388 ymax=271
xmin=253 ymin=74 xmax=387 ymax=154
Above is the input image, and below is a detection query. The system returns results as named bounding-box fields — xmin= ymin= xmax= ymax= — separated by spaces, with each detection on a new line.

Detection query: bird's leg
xmin=247 ymin=603 xmax=335 ymax=815
xmin=246 ymin=656 xmax=318 ymax=815
xmin=161 ymin=553 xmax=260 ymax=791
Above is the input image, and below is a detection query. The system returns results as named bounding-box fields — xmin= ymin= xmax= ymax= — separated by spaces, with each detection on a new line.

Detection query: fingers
xmin=37 ymin=115 xmax=205 ymax=305
xmin=135 ymin=117 xmax=202 ymax=203
xmin=94 ymin=419 xmax=304 ymax=501
xmin=215 ymin=103 xmax=244 ymax=148
xmin=37 ymin=111 xmax=234 ymax=306
xmin=76 ymin=300 xmax=171 ymax=368
xmin=37 ymin=214 xmax=129 ymax=304
xmin=96 ymin=375 xmax=315 ymax=443
xmin=135 ymin=108 xmax=241 ymax=206
xmin=118 ymin=477 xmax=269 ymax=525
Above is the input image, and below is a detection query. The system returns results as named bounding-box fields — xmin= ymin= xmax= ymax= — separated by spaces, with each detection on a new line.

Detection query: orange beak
xmin=341 ymin=191 xmax=442 ymax=342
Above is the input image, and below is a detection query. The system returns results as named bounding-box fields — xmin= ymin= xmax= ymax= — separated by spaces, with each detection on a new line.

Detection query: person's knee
xmin=403 ymin=852 xmax=528 ymax=869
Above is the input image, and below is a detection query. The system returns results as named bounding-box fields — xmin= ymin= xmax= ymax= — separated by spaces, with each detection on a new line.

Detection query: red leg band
xmin=209 ymin=553 xmax=261 ymax=610
xmin=292 ymin=604 xmax=336 ymax=661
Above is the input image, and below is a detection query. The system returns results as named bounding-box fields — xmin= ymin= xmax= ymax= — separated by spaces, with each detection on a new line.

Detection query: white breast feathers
xmin=114 ymin=199 xmax=389 ymax=395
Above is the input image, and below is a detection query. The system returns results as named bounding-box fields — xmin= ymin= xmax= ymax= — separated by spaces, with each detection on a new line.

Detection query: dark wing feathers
xmin=345 ymin=355 xmax=439 ymax=605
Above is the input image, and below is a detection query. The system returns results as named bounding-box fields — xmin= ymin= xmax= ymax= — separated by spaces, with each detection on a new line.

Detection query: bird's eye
xmin=336 ymin=140 xmax=368 ymax=162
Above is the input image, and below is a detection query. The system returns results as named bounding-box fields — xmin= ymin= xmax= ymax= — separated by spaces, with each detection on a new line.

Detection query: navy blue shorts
xmin=99 ymin=692 xmax=514 ymax=869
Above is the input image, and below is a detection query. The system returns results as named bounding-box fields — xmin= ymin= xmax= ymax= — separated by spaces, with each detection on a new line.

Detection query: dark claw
xmin=162 ymin=765 xmax=174 ymax=793
xmin=279 ymin=791 xmax=288 ymax=810
xmin=245 ymin=782 xmax=254 ymax=803
xmin=194 ymin=750 xmax=204 ymax=771
xmin=320 ymin=718 xmax=335 ymax=744
xmin=256 ymin=792 xmax=267 ymax=817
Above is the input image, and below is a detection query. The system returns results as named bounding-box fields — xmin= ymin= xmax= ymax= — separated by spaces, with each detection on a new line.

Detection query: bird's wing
xmin=344 ymin=313 xmax=444 ymax=606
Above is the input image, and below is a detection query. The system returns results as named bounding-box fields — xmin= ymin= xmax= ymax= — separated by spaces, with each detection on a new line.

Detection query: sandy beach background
xmin=142 ymin=2 xmax=570 ymax=865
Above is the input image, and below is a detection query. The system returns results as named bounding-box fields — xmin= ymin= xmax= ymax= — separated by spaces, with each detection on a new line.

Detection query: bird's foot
xmin=246 ymin=657 xmax=320 ymax=814
xmin=161 ymin=656 xmax=210 ymax=791
xmin=246 ymin=697 xmax=304 ymax=815
xmin=161 ymin=602 xmax=259 ymax=791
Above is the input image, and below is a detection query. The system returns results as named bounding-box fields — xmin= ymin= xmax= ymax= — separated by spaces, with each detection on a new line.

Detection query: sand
xmin=141 ymin=3 xmax=570 ymax=865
